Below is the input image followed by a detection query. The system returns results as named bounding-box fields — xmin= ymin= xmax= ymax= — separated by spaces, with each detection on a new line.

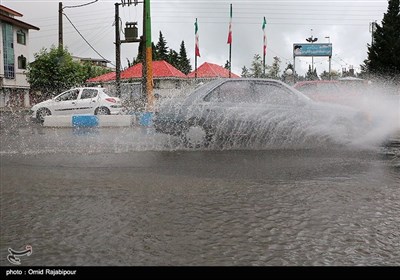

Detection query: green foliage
xmin=305 ymin=65 xmax=319 ymax=80
xmin=26 ymin=46 xmax=87 ymax=96
xmin=178 ymin=41 xmax=192 ymax=75
xmin=320 ymin=70 xmax=340 ymax=80
xmin=250 ymin=54 xmax=264 ymax=78
xmin=224 ymin=60 xmax=230 ymax=70
xmin=167 ymin=49 xmax=179 ymax=70
xmin=81 ymin=62 xmax=112 ymax=82
xmin=133 ymin=30 xmax=192 ymax=74
xmin=267 ymin=56 xmax=281 ymax=79
xmin=241 ymin=66 xmax=250 ymax=78
xmin=243 ymin=54 xmax=282 ymax=79
xmin=362 ymin=0 xmax=400 ymax=80
xmin=155 ymin=31 xmax=168 ymax=61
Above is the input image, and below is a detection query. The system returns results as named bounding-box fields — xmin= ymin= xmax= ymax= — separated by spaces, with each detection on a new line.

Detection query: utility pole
xmin=117 ymin=1 xmax=141 ymax=103
xmin=58 ymin=2 xmax=63 ymax=49
xmin=143 ymin=0 xmax=153 ymax=110
xmin=115 ymin=3 xmax=121 ymax=98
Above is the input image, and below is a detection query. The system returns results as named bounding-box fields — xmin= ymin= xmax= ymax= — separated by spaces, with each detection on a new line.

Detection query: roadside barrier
xmin=43 ymin=115 xmax=134 ymax=127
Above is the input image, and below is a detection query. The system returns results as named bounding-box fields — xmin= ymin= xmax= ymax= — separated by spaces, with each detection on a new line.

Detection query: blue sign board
xmin=293 ymin=43 xmax=332 ymax=57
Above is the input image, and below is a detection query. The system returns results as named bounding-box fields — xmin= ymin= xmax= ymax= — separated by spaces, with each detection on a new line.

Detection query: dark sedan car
xmin=153 ymin=78 xmax=372 ymax=149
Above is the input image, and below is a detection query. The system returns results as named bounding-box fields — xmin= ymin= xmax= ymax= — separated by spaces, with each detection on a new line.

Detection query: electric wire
xmin=63 ymin=12 xmax=115 ymax=66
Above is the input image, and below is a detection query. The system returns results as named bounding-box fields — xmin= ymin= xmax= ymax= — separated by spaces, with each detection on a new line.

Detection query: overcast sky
xmin=2 ymin=0 xmax=390 ymax=76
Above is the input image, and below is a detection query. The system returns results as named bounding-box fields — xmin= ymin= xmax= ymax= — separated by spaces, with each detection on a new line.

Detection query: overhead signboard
xmin=293 ymin=43 xmax=332 ymax=57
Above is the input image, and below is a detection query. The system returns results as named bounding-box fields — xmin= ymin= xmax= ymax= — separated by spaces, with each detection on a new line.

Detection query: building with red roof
xmin=187 ymin=62 xmax=239 ymax=78
xmin=86 ymin=60 xmax=190 ymax=100
xmin=86 ymin=60 xmax=186 ymax=84
xmin=121 ymin=60 xmax=187 ymax=79
xmin=86 ymin=71 xmax=116 ymax=83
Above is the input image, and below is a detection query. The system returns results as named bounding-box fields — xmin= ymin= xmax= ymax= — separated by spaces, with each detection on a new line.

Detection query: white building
xmin=0 ymin=5 xmax=39 ymax=108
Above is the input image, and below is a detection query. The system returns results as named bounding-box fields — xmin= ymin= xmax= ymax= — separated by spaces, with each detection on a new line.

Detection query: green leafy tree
xmin=250 ymin=54 xmax=263 ymax=78
xmin=224 ymin=60 xmax=230 ymax=70
xmin=81 ymin=62 xmax=112 ymax=82
xmin=167 ymin=49 xmax=179 ymax=70
xmin=305 ymin=65 xmax=319 ymax=80
xmin=134 ymin=39 xmax=144 ymax=64
xmin=155 ymin=31 xmax=169 ymax=61
xmin=320 ymin=70 xmax=340 ymax=80
xmin=241 ymin=66 xmax=250 ymax=78
xmin=27 ymin=46 xmax=86 ymax=98
xmin=267 ymin=56 xmax=281 ymax=79
xmin=178 ymin=40 xmax=192 ymax=74
xmin=361 ymin=0 xmax=400 ymax=80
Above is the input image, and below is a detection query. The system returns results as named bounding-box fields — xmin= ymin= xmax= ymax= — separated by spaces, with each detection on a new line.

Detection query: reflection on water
xmin=1 ymin=108 xmax=399 ymax=266
xmin=1 ymin=143 xmax=399 ymax=265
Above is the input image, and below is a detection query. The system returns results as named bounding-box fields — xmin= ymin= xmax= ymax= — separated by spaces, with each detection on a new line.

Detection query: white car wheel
xmin=95 ymin=107 xmax=110 ymax=115
xmin=36 ymin=108 xmax=51 ymax=123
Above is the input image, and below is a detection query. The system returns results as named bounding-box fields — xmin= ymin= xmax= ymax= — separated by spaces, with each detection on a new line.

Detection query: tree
xmin=250 ymin=54 xmax=263 ymax=78
xmin=305 ymin=65 xmax=319 ymax=80
xmin=81 ymin=61 xmax=112 ymax=83
xmin=167 ymin=49 xmax=179 ymax=70
xmin=134 ymin=39 xmax=144 ymax=64
xmin=27 ymin=46 xmax=86 ymax=97
xmin=241 ymin=66 xmax=250 ymax=78
xmin=155 ymin=31 xmax=168 ymax=61
xmin=224 ymin=60 xmax=230 ymax=70
xmin=178 ymin=40 xmax=192 ymax=74
xmin=267 ymin=56 xmax=281 ymax=79
xmin=320 ymin=70 xmax=340 ymax=80
xmin=361 ymin=0 xmax=400 ymax=80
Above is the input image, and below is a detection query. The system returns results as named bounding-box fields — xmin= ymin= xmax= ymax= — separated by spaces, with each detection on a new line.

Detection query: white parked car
xmin=30 ymin=87 xmax=123 ymax=123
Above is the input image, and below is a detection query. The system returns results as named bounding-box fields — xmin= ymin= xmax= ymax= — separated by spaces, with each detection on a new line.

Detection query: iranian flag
xmin=262 ymin=17 xmax=267 ymax=56
xmin=195 ymin=18 xmax=200 ymax=57
xmin=227 ymin=4 xmax=232 ymax=44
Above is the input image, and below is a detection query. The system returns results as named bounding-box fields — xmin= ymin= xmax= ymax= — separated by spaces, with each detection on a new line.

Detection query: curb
xmin=43 ymin=115 xmax=134 ymax=127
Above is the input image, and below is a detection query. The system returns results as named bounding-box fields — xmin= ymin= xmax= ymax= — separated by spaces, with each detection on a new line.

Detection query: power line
xmin=63 ymin=12 xmax=115 ymax=66
xmin=63 ymin=0 xmax=99 ymax=10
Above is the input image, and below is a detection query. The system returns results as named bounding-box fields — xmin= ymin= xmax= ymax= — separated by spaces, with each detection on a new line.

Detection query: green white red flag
xmin=195 ymin=18 xmax=200 ymax=57
xmin=227 ymin=4 xmax=232 ymax=44
xmin=262 ymin=17 xmax=267 ymax=56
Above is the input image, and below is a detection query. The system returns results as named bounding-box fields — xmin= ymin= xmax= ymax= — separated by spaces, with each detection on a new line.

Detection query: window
xmin=205 ymin=81 xmax=254 ymax=103
xmin=2 ymin=23 xmax=15 ymax=79
xmin=255 ymin=83 xmax=298 ymax=106
xmin=80 ymin=89 xmax=98 ymax=99
xmin=56 ymin=89 xmax=80 ymax=101
xmin=18 ymin=55 xmax=27 ymax=69
xmin=17 ymin=30 xmax=26 ymax=45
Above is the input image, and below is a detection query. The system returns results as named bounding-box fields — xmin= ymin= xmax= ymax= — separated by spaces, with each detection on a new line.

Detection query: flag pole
xmin=262 ymin=16 xmax=266 ymax=77
xmin=195 ymin=18 xmax=199 ymax=80
xmin=228 ymin=4 xmax=232 ymax=78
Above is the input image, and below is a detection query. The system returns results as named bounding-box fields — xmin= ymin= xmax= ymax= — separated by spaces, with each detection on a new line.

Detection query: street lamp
xmin=306 ymin=29 xmax=318 ymax=72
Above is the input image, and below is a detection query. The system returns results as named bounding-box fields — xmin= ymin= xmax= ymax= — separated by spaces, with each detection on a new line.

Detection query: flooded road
xmin=1 ymin=119 xmax=400 ymax=266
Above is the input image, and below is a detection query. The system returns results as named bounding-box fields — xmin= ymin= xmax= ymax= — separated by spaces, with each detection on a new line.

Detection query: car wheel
xmin=36 ymin=108 xmax=51 ymax=124
xmin=181 ymin=120 xmax=214 ymax=148
xmin=95 ymin=107 xmax=110 ymax=115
